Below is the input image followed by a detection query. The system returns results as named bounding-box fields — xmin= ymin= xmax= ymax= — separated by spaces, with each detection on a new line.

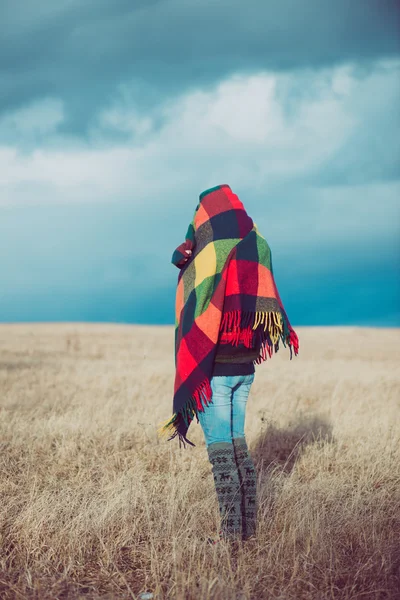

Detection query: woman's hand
xmin=183 ymin=249 xmax=192 ymax=263
xmin=172 ymin=243 xmax=194 ymax=269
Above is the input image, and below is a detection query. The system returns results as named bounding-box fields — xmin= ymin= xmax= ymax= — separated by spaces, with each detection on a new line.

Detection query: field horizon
xmin=1 ymin=323 xmax=399 ymax=599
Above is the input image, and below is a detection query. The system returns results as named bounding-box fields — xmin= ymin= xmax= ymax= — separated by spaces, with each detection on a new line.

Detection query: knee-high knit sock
xmin=232 ymin=436 xmax=258 ymax=539
xmin=206 ymin=441 xmax=242 ymax=538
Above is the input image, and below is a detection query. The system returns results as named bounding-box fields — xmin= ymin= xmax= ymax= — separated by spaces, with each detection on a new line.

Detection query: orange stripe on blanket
xmin=257 ymin=264 xmax=276 ymax=297
xmin=194 ymin=203 xmax=210 ymax=228
xmin=194 ymin=301 xmax=222 ymax=344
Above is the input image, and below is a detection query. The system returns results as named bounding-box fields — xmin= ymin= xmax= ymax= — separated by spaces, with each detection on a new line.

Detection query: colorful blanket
xmin=157 ymin=184 xmax=299 ymax=448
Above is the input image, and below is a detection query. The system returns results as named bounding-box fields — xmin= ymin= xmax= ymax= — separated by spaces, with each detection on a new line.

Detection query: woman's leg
xmin=231 ymin=373 xmax=258 ymax=539
xmin=197 ymin=376 xmax=233 ymax=447
xmin=197 ymin=376 xmax=243 ymax=539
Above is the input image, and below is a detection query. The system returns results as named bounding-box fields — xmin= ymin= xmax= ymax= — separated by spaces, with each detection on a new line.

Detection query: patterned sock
xmin=232 ymin=436 xmax=258 ymax=539
xmin=206 ymin=441 xmax=243 ymax=539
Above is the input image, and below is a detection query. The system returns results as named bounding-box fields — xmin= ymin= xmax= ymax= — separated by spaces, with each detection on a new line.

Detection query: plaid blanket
xmin=157 ymin=184 xmax=299 ymax=448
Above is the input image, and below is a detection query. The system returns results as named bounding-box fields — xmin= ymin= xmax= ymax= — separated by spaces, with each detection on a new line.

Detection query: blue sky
xmin=1 ymin=0 xmax=399 ymax=326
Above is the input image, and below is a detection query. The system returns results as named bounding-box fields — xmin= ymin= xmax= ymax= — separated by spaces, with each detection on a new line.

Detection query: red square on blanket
xmin=237 ymin=260 xmax=259 ymax=295
xmin=177 ymin=338 xmax=198 ymax=380
xmin=211 ymin=273 xmax=227 ymax=310
xmin=223 ymin=187 xmax=245 ymax=211
xmin=185 ymin=322 xmax=215 ymax=363
xmin=201 ymin=192 xmax=232 ymax=219
xmin=225 ymin=258 xmax=240 ymax=296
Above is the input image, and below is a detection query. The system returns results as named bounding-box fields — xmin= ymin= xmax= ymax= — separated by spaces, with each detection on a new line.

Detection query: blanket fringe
xmin=157 ymin=378 xmax=212 ymax=446
xmin=221 ymin=310 xmax=276 ymax=340
xmin=220 ymin=309 xmax=299 ymax=362
xmin=158 ymin=310 xmax=299 ymax=445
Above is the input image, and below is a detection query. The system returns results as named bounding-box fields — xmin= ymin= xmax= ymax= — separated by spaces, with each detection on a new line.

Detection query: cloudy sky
xmin=1 ymin=0 xmax=399 ymax=326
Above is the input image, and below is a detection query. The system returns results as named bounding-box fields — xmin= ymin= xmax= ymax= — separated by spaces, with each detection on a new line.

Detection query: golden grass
xmin=0 ymin=323 xmax=399 ymax=599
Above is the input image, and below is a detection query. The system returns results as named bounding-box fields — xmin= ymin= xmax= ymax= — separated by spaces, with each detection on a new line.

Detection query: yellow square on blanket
xmin=194 ymin=243 xmax=217 ymax=288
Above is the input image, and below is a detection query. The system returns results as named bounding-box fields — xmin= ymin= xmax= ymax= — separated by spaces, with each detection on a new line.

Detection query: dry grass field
xmin=0 ymin=323 xmax=399 ymax=600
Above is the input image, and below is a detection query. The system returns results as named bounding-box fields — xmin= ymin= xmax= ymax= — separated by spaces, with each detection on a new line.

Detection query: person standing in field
xmin=158 ymin=184 xmax=299 ymax=545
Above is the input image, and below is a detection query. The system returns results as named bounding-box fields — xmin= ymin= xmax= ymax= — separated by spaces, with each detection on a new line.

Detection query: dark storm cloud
xmin=1 ymin=0 xmax=399 ymax=132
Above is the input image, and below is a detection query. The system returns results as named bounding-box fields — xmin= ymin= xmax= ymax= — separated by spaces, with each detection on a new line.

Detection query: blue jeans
xmin=198 ymin=373 xmax=255 ymax=448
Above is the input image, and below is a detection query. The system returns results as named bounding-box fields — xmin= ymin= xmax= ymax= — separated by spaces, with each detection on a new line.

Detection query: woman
xmin=158 ymin=184 xmax=299 ymax=545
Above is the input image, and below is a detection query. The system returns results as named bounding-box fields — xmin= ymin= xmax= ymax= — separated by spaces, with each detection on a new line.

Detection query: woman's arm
xmin=171 ymin=205 xmax=198 ymax=268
